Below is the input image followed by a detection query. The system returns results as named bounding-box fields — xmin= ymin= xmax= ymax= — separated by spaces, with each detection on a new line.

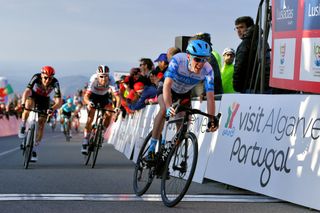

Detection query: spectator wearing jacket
xmin=127 ymin=82 xmax=157 ymax=111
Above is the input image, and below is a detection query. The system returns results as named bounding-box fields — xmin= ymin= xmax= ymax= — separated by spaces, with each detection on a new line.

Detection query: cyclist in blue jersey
xmin=59 ymin=98 xmax=77 ymax=138
xmin=146 ymin=39 xmax=220 ymax=161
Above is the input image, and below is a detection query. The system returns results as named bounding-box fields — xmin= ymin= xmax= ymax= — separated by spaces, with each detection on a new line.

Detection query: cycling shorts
xmin=89 ymin=92 xmax=113 ymax=108
xmin=62 ymin=110 xmax=72 ymax=118
xmin=28 ymin=91 xmax=50 ymax=111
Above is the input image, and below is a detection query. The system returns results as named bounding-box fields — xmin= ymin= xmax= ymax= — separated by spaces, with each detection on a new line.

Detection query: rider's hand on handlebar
xmin=87 ymin=101 xmax=95 ymax=110
xmin=166 ymin=106 xmax=176 ymax=118
xmin=114 ymin=107 xmax=120 ymax=113
xmin=207 ymin=114 xmax=220 ymax=132
xmin=47 ymin=108 xmax=53 ymax=115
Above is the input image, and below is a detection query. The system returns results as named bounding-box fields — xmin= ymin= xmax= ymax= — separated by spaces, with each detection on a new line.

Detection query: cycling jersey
xmin=27 ymin=73 xmax=61 ymax=97
xmin=86 ymin=74 xmax=118 ymax=96
xmin=164 ymin=53 xmax=215 ymax=94
xmin=61 ymin=103 xmax=76 ymax=113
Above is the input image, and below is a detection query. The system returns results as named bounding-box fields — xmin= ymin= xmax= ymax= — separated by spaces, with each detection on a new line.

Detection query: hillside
xmin=5 ymin=75 xmax=89 ymax=97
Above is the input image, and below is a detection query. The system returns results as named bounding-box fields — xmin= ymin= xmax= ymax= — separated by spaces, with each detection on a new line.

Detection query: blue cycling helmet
xmin=186 ymin=39 xmax=211 ymax=57
xmin=67 ymin=98 xmax=73 ymax=104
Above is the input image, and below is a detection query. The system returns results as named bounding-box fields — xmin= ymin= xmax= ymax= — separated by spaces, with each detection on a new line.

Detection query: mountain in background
xmin=0 ymin=59 xmax=131 ymax=96
xmin=5 ymin=75 xmax=89 ymax=97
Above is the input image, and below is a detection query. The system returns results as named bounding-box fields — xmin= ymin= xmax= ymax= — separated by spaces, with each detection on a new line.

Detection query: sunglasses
xmin=191 ymin=56 xmax=208 ymax=63
xmin=42 ymin=76 xmax=52 ymax=80
xmin=99 ymin=75 xmax=108 ymax=79
xmin=140 ymin=63 xmax=146 ymax=67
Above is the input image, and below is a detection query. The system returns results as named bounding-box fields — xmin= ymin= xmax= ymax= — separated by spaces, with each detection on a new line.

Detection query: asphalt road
xmin=0 ymin=127 xmax=313 ymax=213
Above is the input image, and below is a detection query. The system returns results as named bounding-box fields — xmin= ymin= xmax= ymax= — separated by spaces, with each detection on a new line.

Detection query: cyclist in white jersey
xmin=81 ymin=65 xmax=120 ymax=154
xmin=146 ymin=39 xmax=220 ymax=161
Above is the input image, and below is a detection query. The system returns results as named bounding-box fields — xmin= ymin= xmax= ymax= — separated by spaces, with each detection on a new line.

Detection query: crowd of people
xmin=5 ymin=15 xmax=279 ymax=163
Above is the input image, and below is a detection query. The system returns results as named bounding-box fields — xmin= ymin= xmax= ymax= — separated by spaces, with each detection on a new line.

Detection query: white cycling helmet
xmin=96 ymin=65 xmax=109 ymax=75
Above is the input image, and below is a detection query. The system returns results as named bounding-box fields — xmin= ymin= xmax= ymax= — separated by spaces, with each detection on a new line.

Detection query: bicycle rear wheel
xmin=161 ymin=132 xmax=198 ymax=207
xmin=91 ymin=126 xmax=103 ymax=168
xmin=133 ymin=131 xmax=155 ymax=196
xmin=23 ymin=126 xmax=35 ymax=169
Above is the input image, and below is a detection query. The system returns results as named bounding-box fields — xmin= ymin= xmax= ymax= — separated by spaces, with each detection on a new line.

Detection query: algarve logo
xmin=222 ymin=102 xmax=239 ymax=137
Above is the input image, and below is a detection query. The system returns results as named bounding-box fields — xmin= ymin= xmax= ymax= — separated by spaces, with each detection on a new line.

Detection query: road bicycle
xmin=62 ymin=115 xmax=72 ymax=142
xmin=84 ymin=103 xmax=115 ymax=168
xmin=21 ymin=106 xmax=48 ymax=169
xmin=133 ymin=101 xmax=220 ymax=207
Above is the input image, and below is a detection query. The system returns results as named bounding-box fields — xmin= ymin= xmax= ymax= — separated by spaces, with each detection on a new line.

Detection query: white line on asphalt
xmin=0 ymin=147 xmax=20 ymax=157
xmin=0 ymin=194 xmax=281 ymax=202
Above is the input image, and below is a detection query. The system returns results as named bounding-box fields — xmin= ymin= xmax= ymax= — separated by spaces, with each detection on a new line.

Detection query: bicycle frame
xmin=23 ymin=107 xmax=44 ymax=169
xmin=85 ymin=104 xmax=115 ymax=168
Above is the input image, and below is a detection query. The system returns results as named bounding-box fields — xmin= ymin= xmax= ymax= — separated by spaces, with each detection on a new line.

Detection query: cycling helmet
xmin=97 ymin=65 xmax=109 ymax=75
xmin=186 ymin=40 xmax=211 ymax=57
xmin=41 ymin=66 xmax=55 ymax=76
xmin=66 ymin=98 xmax=73 ymax=104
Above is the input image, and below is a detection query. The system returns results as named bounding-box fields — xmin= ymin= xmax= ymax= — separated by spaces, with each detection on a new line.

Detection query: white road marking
xmin=0 ymin=147 xmax=20 ymax=157
xmin=0 ymin=194 xmax=281 ymax=202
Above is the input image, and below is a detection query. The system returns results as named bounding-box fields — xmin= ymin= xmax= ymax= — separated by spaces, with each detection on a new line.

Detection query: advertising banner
xmin=205 ymin=94 xmax=320 ymax=210
xmin=271 ymin=0 xmax=320 ymax=93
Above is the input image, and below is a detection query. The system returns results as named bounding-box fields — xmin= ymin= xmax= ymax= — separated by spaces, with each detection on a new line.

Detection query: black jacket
xmin=233 ymin=25 xmax=270 ymax=93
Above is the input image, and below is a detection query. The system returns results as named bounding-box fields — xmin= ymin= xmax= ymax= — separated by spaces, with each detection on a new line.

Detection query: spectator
xmin=127 ymin=82 xmax=157 ymax=111
xmin=167 ymin=47 xmax=181 ymax=62
xmin=233 ymin=16 xmax=271 ymax=93
xmin=154 ymin=53 xmax=169 ymax=73
xmin=139 ymin=58 xmax=154 ymax=77
xmin=221 ymin=48 xmax=236 ymax=93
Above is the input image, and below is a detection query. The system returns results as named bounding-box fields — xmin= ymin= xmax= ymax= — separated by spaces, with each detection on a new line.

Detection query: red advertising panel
xmin=271 ymin=0 xmax=320 ymax=93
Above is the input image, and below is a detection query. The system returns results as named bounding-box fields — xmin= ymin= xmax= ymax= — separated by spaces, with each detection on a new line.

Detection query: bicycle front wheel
xmin=84 ymin=132 xmax=95 ymax=166
xmin=91 ymin=126 xmax=103 ymax=168
xmin=161 ymin=132 xmax=198 ymax=207
xmin=133 ymin=131 xmax=154 ymax=196
xmin=23 ymin=127 xmax=35 ymax=169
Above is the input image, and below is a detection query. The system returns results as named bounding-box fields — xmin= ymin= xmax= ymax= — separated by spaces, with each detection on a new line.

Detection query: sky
xmin=0 ymin=0 xmax=264 ymax=78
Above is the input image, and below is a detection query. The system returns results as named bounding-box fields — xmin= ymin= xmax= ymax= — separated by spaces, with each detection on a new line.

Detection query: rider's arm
xmin=22 ymin=74 xmax=39 ymax=105
xmin=114 ymin=92 xmax=121 ymax=109
xmin=83 ymin=91 xmax=91 ymax=106
xmin=206 ymin=91 xmax=215 ymax=118
xmin=21 ymin=88 xmax=32 ymax=106
xmin=163 ymin=77 xmax=173 ymax=109
xmin=51 ymin=79 xmax=62 ymax=110
xmin=51 ymin=97 xmax=62 ymax=111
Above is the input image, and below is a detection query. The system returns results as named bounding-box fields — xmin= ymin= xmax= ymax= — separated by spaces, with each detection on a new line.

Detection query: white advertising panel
xmin=300 ymin=37 xmax=320 ymax=82
xmin=205 ymin=94 xmax=320 ymax=210
xmin=188 ymin=100 xmax=221 ymax=183
xmin=272 ymin=38 xmax=296 ymax=80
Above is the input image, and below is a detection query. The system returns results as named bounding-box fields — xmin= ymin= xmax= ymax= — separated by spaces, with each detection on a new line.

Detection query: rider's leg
xmin=83 ymin=108 xmax=95 ymax=142
xmin=19 ymin=98 xmax=34 ymax=138
xmin=67 ymin=118 xmax=72 ymax=137
xmin=36 ymin=117 xmax=46 ymax=145
xmin=149 ymin=94 xmax=166 ymax=153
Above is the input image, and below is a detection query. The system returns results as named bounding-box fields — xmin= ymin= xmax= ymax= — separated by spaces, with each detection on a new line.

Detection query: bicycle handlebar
xmin=23 ymin=107 xmax=49 ymax=115
xmin=169 ymin=99 xmax=221 ymax=132
xmin=91 ymin=103 xmax=116 ymax=113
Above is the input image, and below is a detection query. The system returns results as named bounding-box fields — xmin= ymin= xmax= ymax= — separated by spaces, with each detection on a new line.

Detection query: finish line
xmin=0 ymin=194 xmax=281 ymax=202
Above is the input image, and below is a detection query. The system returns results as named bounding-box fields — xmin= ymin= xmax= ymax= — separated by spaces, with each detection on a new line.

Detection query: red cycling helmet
xmin=41 ymin=66 xmax=55 ymax=76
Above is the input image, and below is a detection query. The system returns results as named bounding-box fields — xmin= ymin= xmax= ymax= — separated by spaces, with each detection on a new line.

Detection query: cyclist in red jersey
xmin=18 ymin=66 xmax=62 ymax=162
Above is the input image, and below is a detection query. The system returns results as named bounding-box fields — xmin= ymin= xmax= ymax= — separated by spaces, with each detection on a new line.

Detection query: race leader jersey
xmin=27 ymin=73 xmax=61 ymax=97
xmin=86 ymin=73 xmax=118 ymax=96
xmin=164 ymin=53 xmax=215 ymax=94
